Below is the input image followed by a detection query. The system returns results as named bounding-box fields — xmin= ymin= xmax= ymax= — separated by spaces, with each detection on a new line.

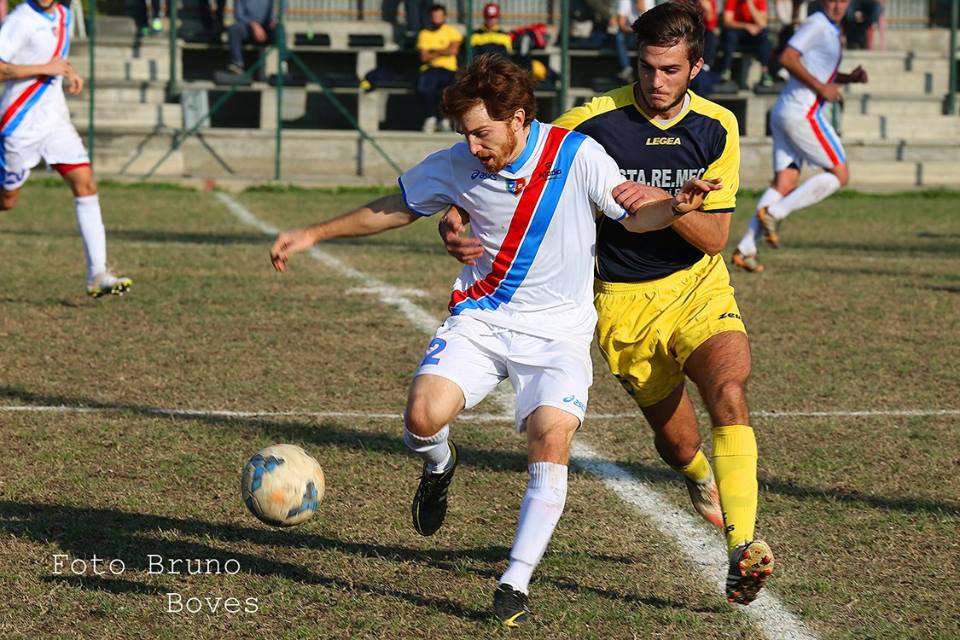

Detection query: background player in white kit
xmin=731 ymin=0 xmax=867 ymax=273
xmin=270 ymin=55 xmax=718 ymax=626
xmin=0 ymin=0 xmax=132 ymax=297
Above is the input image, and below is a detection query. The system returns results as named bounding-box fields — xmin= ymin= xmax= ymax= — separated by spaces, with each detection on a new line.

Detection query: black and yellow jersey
xmin=554 ymin=86 xmax=740 ymax=282
xmin=469 ymin=28 xmax=513 ymax=58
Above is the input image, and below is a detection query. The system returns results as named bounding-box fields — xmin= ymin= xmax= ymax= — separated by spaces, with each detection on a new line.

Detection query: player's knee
xmin=1 ymin=192 xmax=19 ymax=210
xmin=832 ymin=165 xmax=850 ymax=187
xmin=403 ymin=400 xmax=444 ymax=437
xmin=73 ymin=178 xmax=98 ymax=197
xmin=709 ymin=379 xmax=749 ymax=418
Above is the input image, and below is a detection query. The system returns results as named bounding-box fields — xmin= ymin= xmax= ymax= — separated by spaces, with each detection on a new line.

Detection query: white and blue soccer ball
xmin=241 ymin=444 xmax=325 ymax=527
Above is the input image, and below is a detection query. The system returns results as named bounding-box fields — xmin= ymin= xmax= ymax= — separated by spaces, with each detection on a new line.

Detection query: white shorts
xmin=1 ymin=121 xmax=89 ymax=191
xmin=414 ymin=315 xmax=593 ymax=431
xmin=770 ymin=105 xmax=846 ymax=172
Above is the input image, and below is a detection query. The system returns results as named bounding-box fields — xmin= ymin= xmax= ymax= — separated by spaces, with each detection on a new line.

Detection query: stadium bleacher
xmin=64 ymin=3 xmax=960 ymax=188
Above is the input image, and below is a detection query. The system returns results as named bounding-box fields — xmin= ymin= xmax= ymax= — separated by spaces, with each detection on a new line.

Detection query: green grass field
xmin=0 ymin=182 xmax=957 ymax=639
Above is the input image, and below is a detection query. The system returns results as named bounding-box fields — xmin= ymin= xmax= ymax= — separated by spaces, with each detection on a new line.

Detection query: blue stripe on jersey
xmin=815 ymin=107 xmax=845 ymax=163
xmin=451 ymin=131 xmax=587 ymax=314
xmin=2 ymin=81 xmax=52 ymax=137
xmin=504 ymin=119 xmax=540 ymax=174
xmin=63 ymin=8 xmax=72 ymax=57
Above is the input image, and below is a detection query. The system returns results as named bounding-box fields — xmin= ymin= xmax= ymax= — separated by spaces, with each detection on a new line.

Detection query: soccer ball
xmin=241 ymin=444 xmax=325 ymax=527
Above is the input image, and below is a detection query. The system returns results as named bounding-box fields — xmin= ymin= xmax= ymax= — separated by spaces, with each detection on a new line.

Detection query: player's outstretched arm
xmin=439 ymin=205 xmax=483 ymax=265
xmin=0 ymin=58 xmax=73 ymax=81
xmin=780 ymin=47 xmax=841 ymax=101
xmin=836 ymin=65 xmax=868 ymax=84
xmin=613 ymin=178 xmax=721 ymax=233
xmin=271 ymin=193 xmax=418 ymax=272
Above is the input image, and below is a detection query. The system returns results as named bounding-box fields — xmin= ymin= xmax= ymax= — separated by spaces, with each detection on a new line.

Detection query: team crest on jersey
xmin=505 ymin=177 xmax=526 ymax=195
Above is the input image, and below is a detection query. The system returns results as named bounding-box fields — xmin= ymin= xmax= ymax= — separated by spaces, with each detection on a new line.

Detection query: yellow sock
xmin=712 ymin=425 xmax=758 ymax=553
xmin=673 ymin=449 xmax=712 ymax=484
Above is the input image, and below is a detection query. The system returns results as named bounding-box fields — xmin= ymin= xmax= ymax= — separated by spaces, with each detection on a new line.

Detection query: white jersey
xmin=399 ymin=120 xmax=627 ymax=342
xmin=0 ymin=2 xmax=72 ymax=141
xmin=775 ymin=11 xmax=842 ymax=116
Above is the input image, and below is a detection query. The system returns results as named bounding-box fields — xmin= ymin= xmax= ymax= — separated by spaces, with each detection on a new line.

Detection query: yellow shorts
xmin=594 ymin=254 xmax=747 ymax=408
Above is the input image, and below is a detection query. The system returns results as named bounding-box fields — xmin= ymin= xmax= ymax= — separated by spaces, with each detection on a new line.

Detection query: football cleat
xmin=684 ymin=468 xmax=723 ymax=529
xmin=726 ymin=539 xmax=775 ymax=605
xmin=411 ymin=441 xmax=458 ymax=536
xmin=494 ymin=584 xmax=532 ymax=627
xmin=757 ymin=206 xmax=781 ymax=248
xmin=87 ymin=271 xmax=133 ymax=298
xmin=731 ymin=249 xmax=764 ymax=273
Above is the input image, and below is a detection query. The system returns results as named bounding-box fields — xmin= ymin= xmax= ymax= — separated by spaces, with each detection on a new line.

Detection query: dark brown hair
xmin=441 ymin=54 xmax=537 ymax=126
xmin=632 ymin=0 xmax=705 ymax=65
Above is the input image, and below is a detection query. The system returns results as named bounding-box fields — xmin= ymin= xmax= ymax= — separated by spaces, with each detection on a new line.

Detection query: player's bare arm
xmin=835 ymin=65 xmax=868 ymax=84
xmin=671 ymin=211 xmax=733 ymax=255
xmin=0 ymin=58 xmax=72 ymax=81
xmin=271 ymin=193 xmax=418 ymax=272
xmin=780 ymin=46 xmax=841 ymax=101
xmin=614 ymin=178 xmax=722 ymax=233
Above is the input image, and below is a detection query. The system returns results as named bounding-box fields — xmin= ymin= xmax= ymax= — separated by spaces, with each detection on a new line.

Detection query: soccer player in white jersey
xmin=731 ymin=0 xmax=867 ymax=273
xmin=0 ymin=0 xmax=132 ymax=297
xmin=270 ymin=54 xmax=718 ymax=626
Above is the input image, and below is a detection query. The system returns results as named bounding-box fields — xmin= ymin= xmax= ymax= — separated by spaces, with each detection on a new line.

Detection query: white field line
xmin=217 ymin=192 xmax=817 ymax=636
xmin=3 ymin=404 xmax=957 ymax=422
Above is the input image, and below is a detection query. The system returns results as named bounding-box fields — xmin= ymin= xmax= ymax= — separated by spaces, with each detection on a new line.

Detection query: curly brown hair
xmin=441 ymin=54 xmax=537 ymax=127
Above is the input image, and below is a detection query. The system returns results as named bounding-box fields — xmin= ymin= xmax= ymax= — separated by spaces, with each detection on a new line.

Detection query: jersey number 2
xmin=420 ymin=338 xmax=447 ymax=366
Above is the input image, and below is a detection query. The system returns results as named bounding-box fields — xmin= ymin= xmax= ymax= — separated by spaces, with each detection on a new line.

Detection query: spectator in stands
xmin=222 ymin=0 xmax=275 ymax=76
xmin=470 ymin=3 xmax=513 ymax=59
xmin=612 ymin=0 xmax=646 ymax=81
xmin=843 ymin=0 xmax=882 ymax=48
xmin=384 ymin=0 xmax=427 ymax=44
xmin=200 ymin=0 xmax=227 ymax=41
xmin=132 ymin=0 xmax=163 ymax=37
xmin=720 ymin=0 xmax=774 ymax=87
xmin=690 ymin=0 xmax=720 ymax=94
xmin=416 ymin=4 xmax=462 ymax=133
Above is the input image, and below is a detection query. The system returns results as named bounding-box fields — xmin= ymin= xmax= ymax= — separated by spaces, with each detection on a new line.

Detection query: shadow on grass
xmin=1 ymin=501 xmax=693 ymax=618
xmin=4 ymin=385 xmax=959 ymax=518
xmin=1 ymin=501 xmax=490 ymax=622
xmin=0 ymin=385 xmax=531 ymax=473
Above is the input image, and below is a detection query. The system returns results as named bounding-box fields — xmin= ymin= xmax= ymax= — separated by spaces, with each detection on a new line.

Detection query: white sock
xmin=402 ymin=424 xmax=452 ymax=473
xmin=499 ymin=462 xmax=568 ymax=594
xmin=75 ymin=194 xmax=107 ymax=281
xmin=737 ymin=187 xmax=784 ymax=256
xmin=768 ymin=173 xmax=841 ymax=220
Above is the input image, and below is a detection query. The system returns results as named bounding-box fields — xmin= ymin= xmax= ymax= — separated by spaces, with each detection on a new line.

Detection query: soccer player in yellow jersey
xmin=416 ymin=4 xmax=463 ymax=132
xmin=441 ymin=1 xmax=774 ymax=605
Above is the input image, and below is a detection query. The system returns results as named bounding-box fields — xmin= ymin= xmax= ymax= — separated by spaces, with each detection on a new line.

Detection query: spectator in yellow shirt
xmin=416 ymin=4 xmax=462 ymax=132
xmin=470 ymin=3 xmax=513 ymax=59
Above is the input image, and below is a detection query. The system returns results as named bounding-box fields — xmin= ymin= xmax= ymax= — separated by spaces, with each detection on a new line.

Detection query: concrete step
xmin=848 ymin=160 xmax=960 ymax=188
xmin=68 ymin=102 xmax=183 ymax=128
xmin=842 ymin=113 xmax=960 ymax=139
xmin=80 ymin=82 xmax=170 ymax=104
xmin=843 ymin=72 xmax=948 ymax=96
xmin=841 ymin=138 xmax=960 ymax=162
xmin=849 ymin=94 xmax=945 ymax=116
xmin=70 ymin=56 xmax=172 ymax=82
xmin=882 ymin=29 xmax=951 ymax=52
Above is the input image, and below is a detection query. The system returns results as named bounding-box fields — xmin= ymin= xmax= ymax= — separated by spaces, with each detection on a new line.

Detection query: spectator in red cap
xmin=470 ymin=2 xmax=513 ymax=59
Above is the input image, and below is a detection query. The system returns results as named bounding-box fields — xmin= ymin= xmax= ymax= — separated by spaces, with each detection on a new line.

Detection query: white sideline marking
xmin=215 ymin=192 xmax=437 ymax=334
xmin=215 ymin=192 xmax=818 ymax=636
xmin=3 ymin=404 xmax=957 ymax=422
xmin=572 ymin=441 xmax=818 ymax=640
